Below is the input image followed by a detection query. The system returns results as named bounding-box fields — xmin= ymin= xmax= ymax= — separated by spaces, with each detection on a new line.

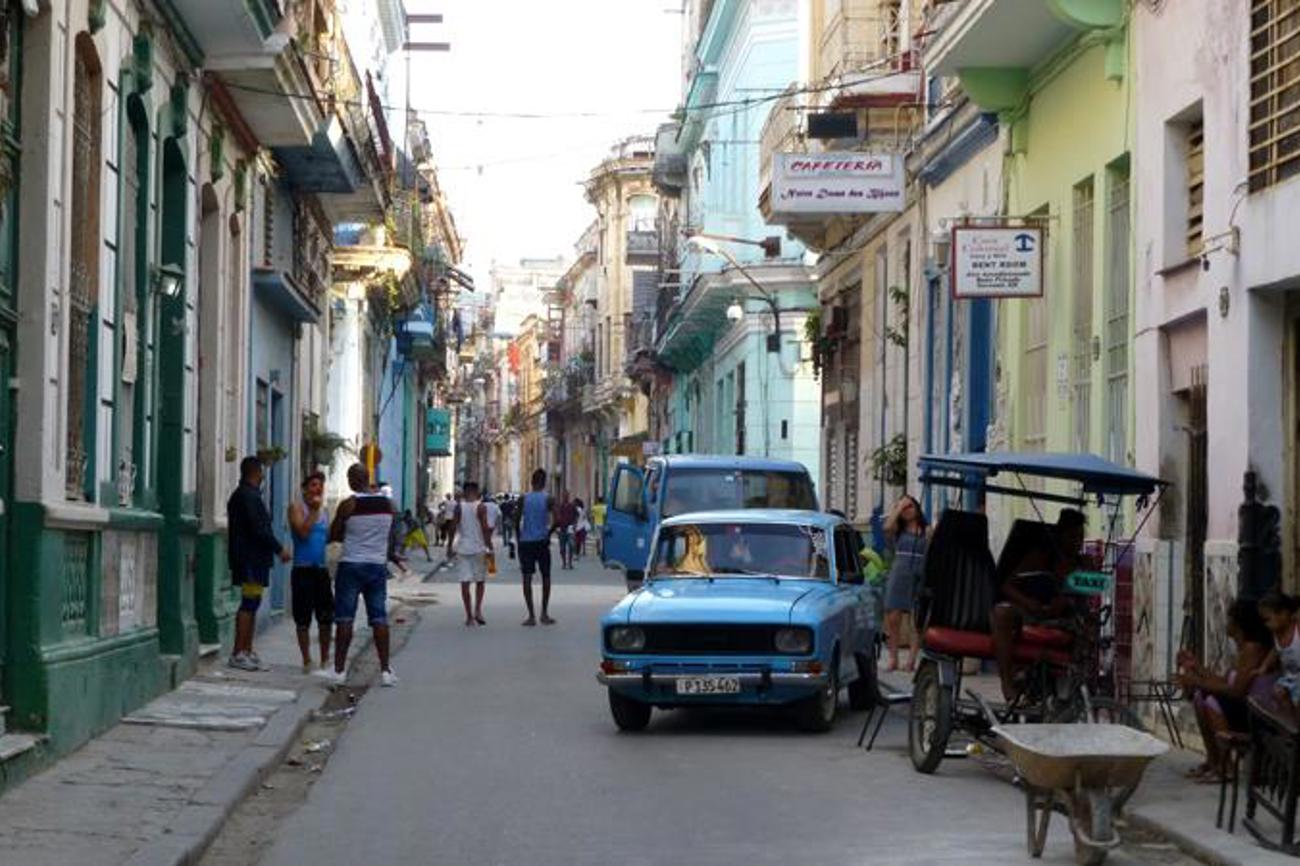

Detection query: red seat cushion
xmin=923 ymin=626 xmax=1073 ymax=668
xmin=1021 ymin=625 xmax=1074 ymax=649
xmin=924 ymin=626 xmax=996 ymax=659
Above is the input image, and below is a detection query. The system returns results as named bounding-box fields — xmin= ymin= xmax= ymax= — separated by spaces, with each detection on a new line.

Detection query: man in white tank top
xmin=318 ymin=463 xmax=399 ymax=688
xmin=447 ymin=481 xmax=493 ymax=627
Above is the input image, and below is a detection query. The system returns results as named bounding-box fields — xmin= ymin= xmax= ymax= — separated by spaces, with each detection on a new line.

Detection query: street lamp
xmin=686 ymin=235 xmax=782 ymax=353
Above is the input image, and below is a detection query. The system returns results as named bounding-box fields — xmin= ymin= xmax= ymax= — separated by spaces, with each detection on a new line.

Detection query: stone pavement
xmin=877 ymin=668 xmax=1294 ymax=866
xmin=0 ymin=569 xmax=430 ymax=866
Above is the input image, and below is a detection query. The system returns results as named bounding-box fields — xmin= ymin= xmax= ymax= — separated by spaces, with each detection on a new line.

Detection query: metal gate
xmin=1183 ymin=364 xmax=1209 ymax=659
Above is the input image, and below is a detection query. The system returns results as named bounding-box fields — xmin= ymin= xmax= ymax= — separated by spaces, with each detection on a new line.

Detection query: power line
xmin=220 ymin=62 xmax=916 ymax=126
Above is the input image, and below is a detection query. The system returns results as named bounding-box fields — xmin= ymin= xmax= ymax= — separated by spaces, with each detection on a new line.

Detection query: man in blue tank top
xmin=517 ymin=468 xmax=556 ymax=626
xmin=288 ymin=471 xmax=332 ymax=672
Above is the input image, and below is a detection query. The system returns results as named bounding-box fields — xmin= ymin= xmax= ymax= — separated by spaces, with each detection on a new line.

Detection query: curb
xmin=121 ymin=629 xmax=381 ymax=866
xmin=122 ymin=696 xmax=316 ymax=866
xmin=1125 ymin=809 xmax=1244 ymax=866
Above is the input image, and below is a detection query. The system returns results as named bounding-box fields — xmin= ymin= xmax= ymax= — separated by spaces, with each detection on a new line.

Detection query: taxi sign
xmin=1066 ymin=570 xmax=1112 ymax=595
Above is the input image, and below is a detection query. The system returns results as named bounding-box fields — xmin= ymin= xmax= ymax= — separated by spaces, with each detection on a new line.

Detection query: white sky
xmin=407 ymin=1 xmax=684 ymax=294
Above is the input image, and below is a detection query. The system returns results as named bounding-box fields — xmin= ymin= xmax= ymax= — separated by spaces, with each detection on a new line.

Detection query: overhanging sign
xmin=951 ymin=226 xmax=1044 ymax=299
xmin=771 ymin=152 xmax=904 ymax=214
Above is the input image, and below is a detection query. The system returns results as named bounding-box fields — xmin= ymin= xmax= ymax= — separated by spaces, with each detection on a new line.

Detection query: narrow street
xmin=240 ymin=553 xmax=1191 ymax=866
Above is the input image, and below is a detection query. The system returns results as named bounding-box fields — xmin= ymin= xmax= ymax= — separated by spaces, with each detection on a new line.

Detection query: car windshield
xmin=659 ymin=470 xmax=817 ymax=518
xmin=648 ymin=522 xmax=830 ymax=580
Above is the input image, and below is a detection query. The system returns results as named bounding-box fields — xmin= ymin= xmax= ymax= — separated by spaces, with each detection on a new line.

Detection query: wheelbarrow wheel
xmin=908 ymin=660 xmax=952 ymax=774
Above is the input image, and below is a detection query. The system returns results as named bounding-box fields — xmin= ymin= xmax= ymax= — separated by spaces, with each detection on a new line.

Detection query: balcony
xmin=179 ymin=1 xmax=388 ymax=219
xmin=927 ymin=0 xmax=1124 ymax=113
xmin=395 ymin=303 xmax=440 ymax=362
xmin=253 ymin=267 xmax=322 ymax=323
xmin=652 ymin=122 xmax=687 ymax=194
xmin=626 ymin=230 xmax=658 ymax=265
xmin=758 ymin=85 xmax=912 ymax=251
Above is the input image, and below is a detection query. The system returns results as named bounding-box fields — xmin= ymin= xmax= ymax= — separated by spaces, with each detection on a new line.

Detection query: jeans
xmin=334 ymin=562 xmax=388 ymax=627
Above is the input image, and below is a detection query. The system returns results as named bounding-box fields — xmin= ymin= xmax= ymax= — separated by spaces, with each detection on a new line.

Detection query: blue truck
xmin=600 ymin=455 xmax=819 ymax=586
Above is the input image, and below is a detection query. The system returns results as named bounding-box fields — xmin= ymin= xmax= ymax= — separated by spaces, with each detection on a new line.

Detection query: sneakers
xmin=380 ymin=669 xmax=399 ymax=688
xmin=227 ymin=653 xmax=260 ymax=672
xmin=314 ymin=668 xmax=345 ymax=688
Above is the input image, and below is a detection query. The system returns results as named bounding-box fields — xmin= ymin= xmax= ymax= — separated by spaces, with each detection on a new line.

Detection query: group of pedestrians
xmin=447 ymin=469 xmax=559 ymax=627
xmin=225 ymin=456 xmax=399 ymax=688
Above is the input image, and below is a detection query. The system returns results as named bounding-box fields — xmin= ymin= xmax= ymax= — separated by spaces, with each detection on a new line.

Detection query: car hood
xmin=624 ymin=578 xmax=823 ymax=624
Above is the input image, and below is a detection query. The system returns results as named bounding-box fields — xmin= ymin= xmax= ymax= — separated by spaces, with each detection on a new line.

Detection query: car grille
xmin=634 ymin=624 xmax=785 ymax=655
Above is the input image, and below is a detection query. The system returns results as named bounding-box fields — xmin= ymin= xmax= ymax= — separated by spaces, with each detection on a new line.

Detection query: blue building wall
xmin=377 ymin=339 xmax=414 ymax=510
xmin=247 ymin=289 xmax=296 ymax=613
xmin=664 ymin=0 xmax=820 ymax=480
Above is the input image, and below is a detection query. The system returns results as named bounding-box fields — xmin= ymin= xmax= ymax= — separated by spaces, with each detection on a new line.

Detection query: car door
xmin=602 ymin=464 xmax=649 ymax=577
xmin=833 ymin=525 xmax=873 ymax=675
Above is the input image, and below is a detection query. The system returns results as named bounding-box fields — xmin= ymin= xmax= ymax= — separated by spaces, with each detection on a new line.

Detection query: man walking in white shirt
xmin=447 ymin=481 xmax=493 ymax=627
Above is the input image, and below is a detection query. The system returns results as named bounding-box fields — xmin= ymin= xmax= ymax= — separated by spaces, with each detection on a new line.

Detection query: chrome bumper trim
xmin=596 ymin=671 xmax=827 ymax=687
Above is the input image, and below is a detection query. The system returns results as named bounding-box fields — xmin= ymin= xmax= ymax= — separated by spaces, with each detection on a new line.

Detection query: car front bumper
xmin=597 ymin=670 xmax=827 ymax=688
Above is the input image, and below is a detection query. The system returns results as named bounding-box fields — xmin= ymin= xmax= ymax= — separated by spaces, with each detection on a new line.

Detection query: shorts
xmin=291 ymin=566 xmax=334 ymax=628
xmin=404 ymin=528 xmax=428 ymax=549
xmin=334 ymin=561 xmax=388 ymax=627
xmin=231 ymin=566 xmax=270 ymax=612
xmin=458 ymin=552 xmax=488 ymax=583
xmin=518 ymin=539 xmax=551 ymax=579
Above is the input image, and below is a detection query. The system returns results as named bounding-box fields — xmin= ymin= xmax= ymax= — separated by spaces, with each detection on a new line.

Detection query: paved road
xmin=258 ymin=552 xmax=1184 ymax=866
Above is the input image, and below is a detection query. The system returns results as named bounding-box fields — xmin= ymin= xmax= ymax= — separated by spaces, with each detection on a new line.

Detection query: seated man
xmin=991 ymin=509 xmax=1089 ymax=700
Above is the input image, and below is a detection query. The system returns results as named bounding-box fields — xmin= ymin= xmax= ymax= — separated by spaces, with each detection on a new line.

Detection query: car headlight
xmin=774 ymin=627 xmax=813 ymax=655
xmin=607 ymin=626 xmax=646 ymax=652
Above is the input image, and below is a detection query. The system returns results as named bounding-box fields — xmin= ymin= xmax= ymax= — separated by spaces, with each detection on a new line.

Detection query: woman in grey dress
xmin=884 ymin=495 xmax=928 ymax=672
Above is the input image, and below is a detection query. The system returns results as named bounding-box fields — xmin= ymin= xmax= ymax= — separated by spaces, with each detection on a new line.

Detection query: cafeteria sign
xmin=771 ymin=152 xmax=904 ymax=214
xmin=951 ymin=226 xmax=1044 ymax=299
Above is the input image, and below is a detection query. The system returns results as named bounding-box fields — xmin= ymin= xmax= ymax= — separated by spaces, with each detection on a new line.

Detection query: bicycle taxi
xmin=905 ymin=452 xmax=1167 ymax=776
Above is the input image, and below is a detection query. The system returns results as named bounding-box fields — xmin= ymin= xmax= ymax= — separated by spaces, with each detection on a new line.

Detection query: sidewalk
xmin=0 ymin=571 xmax=430 ymax=866
xmin=877 ymin=668 xmax=1296 ymax=866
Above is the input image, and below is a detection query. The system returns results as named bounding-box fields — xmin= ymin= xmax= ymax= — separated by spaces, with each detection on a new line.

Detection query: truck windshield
xmin=649 ymin=523 xmax=830 ymax=580
xmin=659 ymin=470 xmax=816 ymax=518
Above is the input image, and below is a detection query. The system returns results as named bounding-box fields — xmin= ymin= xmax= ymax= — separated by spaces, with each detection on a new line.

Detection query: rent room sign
xmin=951 ymin=226 xmax=1044 ymax=299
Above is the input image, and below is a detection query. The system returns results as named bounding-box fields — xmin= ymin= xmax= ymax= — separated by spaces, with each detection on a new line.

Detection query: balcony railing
xmin=626 ymin=229 xmax=658 ymax=264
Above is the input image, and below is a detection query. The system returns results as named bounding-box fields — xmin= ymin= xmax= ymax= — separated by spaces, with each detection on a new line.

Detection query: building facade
xmin=1131 ymin=0 xmax=1300 ymax=679
xmin=0 ymin=0 xmax=460 ymax=786
xmin=653 ymin=0 xmax=822 ymax=481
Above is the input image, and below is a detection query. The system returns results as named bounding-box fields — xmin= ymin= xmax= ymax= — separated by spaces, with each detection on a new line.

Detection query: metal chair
xmin=857 ymin=683 xmax=912 ymax=750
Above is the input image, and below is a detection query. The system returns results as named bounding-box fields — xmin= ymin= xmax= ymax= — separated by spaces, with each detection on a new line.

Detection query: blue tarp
xmin=918 ymin=452 xmax=1166 ymax=496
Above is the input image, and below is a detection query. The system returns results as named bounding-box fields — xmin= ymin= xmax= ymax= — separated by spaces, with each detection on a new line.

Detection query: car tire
xmin=608 ymin=689 xmax=652 ymax=732
xmin=908 ymin=659 xmax=952 ymax=774
xmin=847 ymin=651 xmax=878 ymax=711
xmin=796 ymin=658 xmax=839 ymax=733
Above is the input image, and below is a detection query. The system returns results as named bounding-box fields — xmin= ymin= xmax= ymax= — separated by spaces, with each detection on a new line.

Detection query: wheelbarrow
xmin=995 ymin=722 xmax=1168 ymax=866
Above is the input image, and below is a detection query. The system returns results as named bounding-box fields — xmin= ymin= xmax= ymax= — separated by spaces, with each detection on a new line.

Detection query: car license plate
xmin=676 ymin=676 xmax=741 ymax=695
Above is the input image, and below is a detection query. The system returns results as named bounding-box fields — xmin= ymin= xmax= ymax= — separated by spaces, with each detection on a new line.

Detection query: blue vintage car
xmin=597 ymin=509 xmax=879 ymax=732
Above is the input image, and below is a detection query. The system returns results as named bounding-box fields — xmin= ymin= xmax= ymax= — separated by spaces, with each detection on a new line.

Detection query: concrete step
xmin=0 ymin=732 xmax=39 ymax=762
xmin=199 ymin=643 xmax=222 ymax=659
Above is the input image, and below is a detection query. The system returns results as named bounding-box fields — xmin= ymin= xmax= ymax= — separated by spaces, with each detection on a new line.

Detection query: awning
xmin=918 ymin=452 xmax=1167 ymax=497
xmin=252 ymin=268 xmax=320 ymax=323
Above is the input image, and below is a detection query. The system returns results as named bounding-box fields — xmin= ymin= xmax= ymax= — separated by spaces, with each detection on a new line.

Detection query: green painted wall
xmin=195 ymin=531 xmax=234 ymax=646
xmin=4 ymin=503 xmax=170 ymax=750
xmin=998 ymin=37 xmax=1134 ymax=459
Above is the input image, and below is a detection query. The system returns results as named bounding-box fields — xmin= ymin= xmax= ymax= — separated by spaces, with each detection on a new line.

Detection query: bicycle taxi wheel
xmin=908 ymin=659 xmax=953 ymax=773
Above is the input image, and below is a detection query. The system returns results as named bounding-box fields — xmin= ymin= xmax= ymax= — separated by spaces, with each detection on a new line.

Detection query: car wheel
xmin=608 ymin=689 xmax=652 ymax=732
xmin=848 ymin=651 xmax=878 ymax=712
xmin=796 ymin=658 xmax=839 ymax=732
xmin=908 ymin=659 xmax=952 ymax=774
